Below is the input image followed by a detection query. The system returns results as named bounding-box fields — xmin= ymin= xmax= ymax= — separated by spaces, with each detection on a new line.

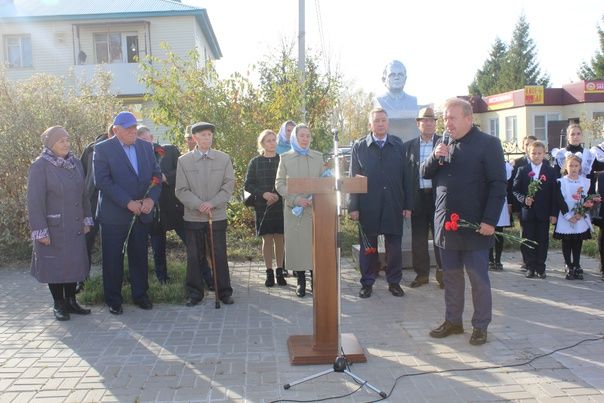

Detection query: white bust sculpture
xmin=374 ymin=60 xmax=419 ymax=120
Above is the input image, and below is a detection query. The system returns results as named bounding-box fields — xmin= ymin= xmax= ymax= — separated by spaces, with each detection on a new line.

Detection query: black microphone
xmin=439 ymin=130 xmax=450 ymax=165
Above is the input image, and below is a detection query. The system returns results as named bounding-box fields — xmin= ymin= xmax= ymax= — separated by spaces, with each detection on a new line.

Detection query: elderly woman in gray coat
xmin=27 ymin=126 xmax=93 ymax=321
xmin=275 ymin=124 xmax=324 ymax=297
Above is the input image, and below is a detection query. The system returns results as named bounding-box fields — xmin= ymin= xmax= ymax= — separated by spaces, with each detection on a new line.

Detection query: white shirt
xmin=530 ymin=162 xmax=542 ymax=181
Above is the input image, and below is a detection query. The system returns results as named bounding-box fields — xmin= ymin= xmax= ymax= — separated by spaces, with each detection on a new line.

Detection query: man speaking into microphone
xmin=420 ymin=98 xmax=506 ymax=346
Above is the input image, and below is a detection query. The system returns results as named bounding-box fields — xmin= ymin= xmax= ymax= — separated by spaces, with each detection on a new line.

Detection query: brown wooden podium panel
xmin=287 ymin=333 xmax=367 ymax=365
xmin=286 ymin=175 xmax=367 ymax=365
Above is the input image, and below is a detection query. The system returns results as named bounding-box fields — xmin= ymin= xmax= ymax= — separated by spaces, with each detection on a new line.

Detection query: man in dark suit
xmin=403 ymin=107 xmax=443 ymax=289
xmin=93 ymin=112 xmax=161 ymax=314
xmin=349 ymin=107 xmax=413 ymax=299
xmin=421 ymin=98 xmax=506 ymax=346
xmin=512 ymin=141 xmax=558 ymax=279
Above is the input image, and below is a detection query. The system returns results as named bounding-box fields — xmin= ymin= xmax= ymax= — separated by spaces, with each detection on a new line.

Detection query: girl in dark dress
xmin=244 ymin=130 xmax=286 ymax=287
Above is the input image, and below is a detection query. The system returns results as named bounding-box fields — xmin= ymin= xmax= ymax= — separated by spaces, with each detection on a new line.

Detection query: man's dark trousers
xmin=185 ymin=220 xmax=232 ymax=301
xmin=440 ymin=248 xmax=492 ymax=330
xmin=359 ymin=233 xmax=403 ymax=286
xmin=101 ymin=220 xmax=151 ymax=306
xmin=411 ymin=189 xmax=441 ymax=278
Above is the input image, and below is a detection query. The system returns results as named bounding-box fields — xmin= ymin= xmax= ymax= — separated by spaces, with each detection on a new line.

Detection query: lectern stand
xmin=285 ymin=176 xmax=367 ymax=365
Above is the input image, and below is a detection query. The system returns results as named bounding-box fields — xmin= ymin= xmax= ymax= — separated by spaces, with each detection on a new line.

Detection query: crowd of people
xmin=26 ymin=100 xmax=604 ymax=346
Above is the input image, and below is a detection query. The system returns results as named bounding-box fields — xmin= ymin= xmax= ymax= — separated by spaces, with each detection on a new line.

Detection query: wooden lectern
xmin=286 ymin=175 xmax=367 ymax=365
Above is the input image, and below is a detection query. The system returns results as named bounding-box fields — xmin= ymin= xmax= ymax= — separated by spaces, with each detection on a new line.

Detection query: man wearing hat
xmin=175 ymin=122 xmax=235 ymax=306
xmin=93 ymin=111 xmax=162 ymax=314
xmin=403 ymin=107 xmax=443 ymax=288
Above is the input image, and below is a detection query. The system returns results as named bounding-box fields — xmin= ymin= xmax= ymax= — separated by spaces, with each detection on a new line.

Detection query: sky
xmin=188 ymin=0 xmax=604 ymax=105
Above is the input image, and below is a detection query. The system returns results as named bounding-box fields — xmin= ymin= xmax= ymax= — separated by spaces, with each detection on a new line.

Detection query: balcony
xmin=73 ymin=63 xmax=146 ymax=96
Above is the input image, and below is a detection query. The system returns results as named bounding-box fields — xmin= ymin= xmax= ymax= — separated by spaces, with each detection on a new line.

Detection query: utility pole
xmin=298 ymin=0 xmax=306 ymax=120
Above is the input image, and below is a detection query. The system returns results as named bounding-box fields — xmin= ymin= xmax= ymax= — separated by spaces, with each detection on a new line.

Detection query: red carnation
xmin=445 ymin=221 xmax=452 ymax=231
xmin=572 ymin=193 xmax=580 ymax=201
xmin=528 ymin=171 xmax=535 ymax=177
xmin=151 ymin=176 xmax=161 ymax=186
xmin=450 ymin=213 xmax=460 ymax=223
xmin=450 ymin=221 xmax=459 ymax=231
xmin=540 ymin=175 xmax=547 ymax=182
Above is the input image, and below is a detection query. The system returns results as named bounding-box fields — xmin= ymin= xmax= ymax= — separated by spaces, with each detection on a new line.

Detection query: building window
xmin=93 ymin=32 xmax=139 ymax=64
xmin=489 ymin=118 xmax=499 ymax=137
xmin=533 ymin=113 xmax=560 ymax=143
xmin=505 ymin=116 xmax=517 ymax=142
xmin=3 ymin=34 xmax=32 ymax=68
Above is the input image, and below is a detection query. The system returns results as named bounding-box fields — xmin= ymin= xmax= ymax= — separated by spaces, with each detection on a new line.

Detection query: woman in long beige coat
xmin=275 ymin=124 xmax=324 ymax=297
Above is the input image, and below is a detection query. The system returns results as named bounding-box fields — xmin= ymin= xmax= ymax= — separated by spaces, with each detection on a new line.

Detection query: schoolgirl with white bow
xmin=553 ymin=153 xmax=601 ymax=280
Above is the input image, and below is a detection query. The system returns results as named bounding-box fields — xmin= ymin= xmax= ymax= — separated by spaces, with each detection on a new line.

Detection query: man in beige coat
xmin=175 ymin=122 xmax=235 ymax=306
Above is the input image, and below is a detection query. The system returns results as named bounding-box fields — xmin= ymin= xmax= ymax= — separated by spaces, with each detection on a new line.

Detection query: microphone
xmin=439 ymin=130 xmax=450 ymax=165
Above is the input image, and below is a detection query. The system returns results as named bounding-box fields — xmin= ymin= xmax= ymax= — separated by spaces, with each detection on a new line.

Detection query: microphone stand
xmin=283 ymin=129 xmax=387 ymax=399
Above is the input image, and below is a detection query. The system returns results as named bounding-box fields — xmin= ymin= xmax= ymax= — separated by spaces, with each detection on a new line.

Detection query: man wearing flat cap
xmin=93 ymin=111 xmax=162 ymax=315
xmin=176 ymin=122 xmax=235 ymax=306
xmin=403 ymin=107 xmax=443 ymax=288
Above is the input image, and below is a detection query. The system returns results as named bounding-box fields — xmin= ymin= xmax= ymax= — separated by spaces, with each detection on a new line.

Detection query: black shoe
xmin=409 ymin=276 xmax=429 ymax=288
xmin=574 ymin=265 xmax=583 ymax=280
xmin=109 ymin=304 xmax=123 ymax=315
xmin=275 ymin=268 xmax=287 ymax=286
xmin=429 ymin=321 xmax=464 ymax=338
xmin=537 ymin=272 xmax=547 ymax=279
xmin=469 ymin=328 xmax=488 ymax=345
xmin=358 ymin=285 xmax=372 ymax=298
xmin=296 ymin=271 xmax=306 ymax=297
xmin=265 ymin=269 xmax=275 ymax=287
xmin=186 ymin=298 xmax=202 ymax=307
xmin=53 ymin=301 xmax=70 ymax=321
xmin=66 ymin=297 xmax=91 ymax=315
xmin=488 ymin=261 xmax=496 ymax=271
xmin=134 ymin=298 xmax=153 ymax=310
xmin=220 ymin=296 xmax=234 ymax=305
xmin=388 ymin=283 xmax=404 ymax=297
xmin=526 ymin=270 xmax=535 ymax=278
xmin=495 ymin=263 xmax=503 ymax=271
xmin=575 ymin=265 xmax=583 ymax=274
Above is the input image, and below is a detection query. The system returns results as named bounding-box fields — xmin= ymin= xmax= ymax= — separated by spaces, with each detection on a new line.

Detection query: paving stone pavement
xmin=0 ymin=250 xmax=603 ymax=403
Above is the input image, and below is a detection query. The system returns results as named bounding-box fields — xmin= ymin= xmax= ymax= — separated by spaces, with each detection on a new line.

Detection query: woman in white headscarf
xmin=275 ymin=124 xmax=324 ymax=297
xmin=276 ymin=120 xmax=296 ymax=155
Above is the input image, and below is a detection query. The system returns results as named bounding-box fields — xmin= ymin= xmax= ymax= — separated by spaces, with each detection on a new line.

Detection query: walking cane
xmin=207 ymin=210 xmax=221 ymax=309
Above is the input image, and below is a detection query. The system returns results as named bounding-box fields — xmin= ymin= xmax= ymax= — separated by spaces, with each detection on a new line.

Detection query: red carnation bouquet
xmin=154 ymin=145 xmax=165 ymax=158
xmin=571 ymin=186 xmax=601 ymax=217
xmin=358 ymin=223 xmax=377 ymax=255
xmin=122 ymin=176 xmax=162 ymax=254
xmin=444 ymin=213 xmax=538 ymax=249
xmin=526 ymin=171 xmax=547 ymax=199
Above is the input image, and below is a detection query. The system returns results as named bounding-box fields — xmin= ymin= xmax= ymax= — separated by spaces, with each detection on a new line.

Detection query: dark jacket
xmin=348 ymin=133 xmax=412 ymax=236
xmin=512 ymin=164 xmax=558 ymax=222
xmin=156 ymin=144 xmax=184 ymax=231
xmin=403 ymin=134 xmax=440 ymax=205
xmin=510 ymin=155 xmax=530 ymax=213
xmin=420 ymin=126 xmax=507 ymax=250
xmin=93 ymin=137 xmax=162 ymax=225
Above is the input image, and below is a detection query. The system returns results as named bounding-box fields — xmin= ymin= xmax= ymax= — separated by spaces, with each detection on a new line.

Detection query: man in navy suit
xmin=93 ymin=112 xmax=161 ymax=314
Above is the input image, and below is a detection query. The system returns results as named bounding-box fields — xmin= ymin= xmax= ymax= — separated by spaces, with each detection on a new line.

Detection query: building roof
xmin=0 ymin=0 xmax=222 ymax=58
